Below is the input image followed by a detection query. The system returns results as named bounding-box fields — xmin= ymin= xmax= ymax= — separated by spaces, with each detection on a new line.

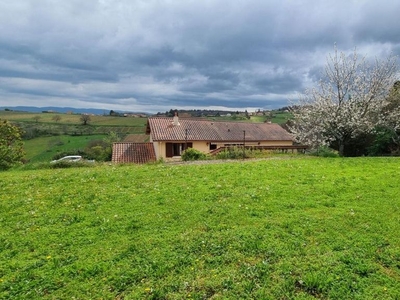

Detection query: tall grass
xmin=1 ymin=157 xmax=400 ymax=299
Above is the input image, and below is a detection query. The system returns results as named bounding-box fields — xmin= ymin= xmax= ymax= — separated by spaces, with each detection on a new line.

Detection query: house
xmin=111 ymin=115 xmax=301 ymax=163
xmin=145 ymin=115 xmax=296 ymax=160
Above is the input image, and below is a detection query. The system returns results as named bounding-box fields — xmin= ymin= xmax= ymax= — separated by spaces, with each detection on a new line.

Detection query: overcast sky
xmin=0 ymin=0 xmax=399 ymax=113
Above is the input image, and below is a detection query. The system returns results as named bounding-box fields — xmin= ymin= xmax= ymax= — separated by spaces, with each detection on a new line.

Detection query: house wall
xmin=153 ymin=140 xmax=293 ymax=160
xmin=210 ymin=140 xmax=293 ymax=148
xmin=153 ymin=141 xmax=164 ymax=160
xmin=152 ymin=141 xmax=207 ymax=160
xmin=193 ymin=141 xmax=209 ymax=153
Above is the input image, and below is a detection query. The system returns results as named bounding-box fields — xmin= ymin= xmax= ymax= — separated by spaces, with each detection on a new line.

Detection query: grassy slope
xmin=1 ymin=157 xmax=399 ymax=299
xmin=23 ymin=135 xmax=107 ymax=163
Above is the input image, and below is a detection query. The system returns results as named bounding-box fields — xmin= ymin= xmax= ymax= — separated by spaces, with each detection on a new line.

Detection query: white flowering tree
xmin=290 ymin=47 xmax=398 ymax=156
xmin=384 ymin=81 xmax=400 ymax=125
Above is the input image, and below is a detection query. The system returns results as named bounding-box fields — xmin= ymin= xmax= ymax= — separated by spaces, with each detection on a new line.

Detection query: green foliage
xmin=82 ymin=131 xmax=122 ymax=162
xmin=309 ymin=146 xmax=339 ymax=157
xmin=85 ymin=145 xmax=105 ymax=160
xmin=84 ymin=140 xmax=108 ymax=161
xmin=367 ymin=126 xmax=400 ymax=156
xmin=181 ymin=148 xmax=207 ymax=161
xmin=0 ymin=119 xmax=25 ymax=170
xmin=216 ymin=146 xmax=248 ymax=159
xmin=1 ymin=158 xmax=400 ymax=298
xmin=215 ymin=146 xmax=281 ymax=159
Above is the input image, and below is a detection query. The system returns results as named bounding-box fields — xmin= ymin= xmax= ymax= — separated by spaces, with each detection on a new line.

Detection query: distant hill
xmin=0 ymin=106 xmax=151 ymax=115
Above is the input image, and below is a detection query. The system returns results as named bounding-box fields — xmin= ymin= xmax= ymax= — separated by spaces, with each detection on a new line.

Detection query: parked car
xmin=50 ymin=155 xmax=83 ymax=163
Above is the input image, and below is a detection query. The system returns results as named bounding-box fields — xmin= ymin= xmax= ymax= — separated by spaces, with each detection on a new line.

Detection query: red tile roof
xmin=147 ymin=117 xmax=293 ymax=142
xmin=112 ymin=143 xmax=156 ymax=164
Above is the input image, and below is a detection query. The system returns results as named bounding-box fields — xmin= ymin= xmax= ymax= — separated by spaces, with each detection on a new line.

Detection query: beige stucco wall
xmin=193 ymin=141 xmax=209 ymax=153
xmin=153 ymin=140 xmax=293 ymax=160
xmin=154 ymin=141 xmax=165 ymax=160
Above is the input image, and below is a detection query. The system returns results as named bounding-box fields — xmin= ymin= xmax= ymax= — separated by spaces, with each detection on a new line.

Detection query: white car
xmin=50 ymin=155 xmax=82 ymax=163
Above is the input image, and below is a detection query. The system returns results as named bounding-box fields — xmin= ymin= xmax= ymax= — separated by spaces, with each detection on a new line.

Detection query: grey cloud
xmin=0 ymin=0 xmax=399 ymax=113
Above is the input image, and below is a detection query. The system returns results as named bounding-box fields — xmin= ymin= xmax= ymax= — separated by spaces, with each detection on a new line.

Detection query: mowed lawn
xmin=1 ymin=157 xmax=400 ymax=299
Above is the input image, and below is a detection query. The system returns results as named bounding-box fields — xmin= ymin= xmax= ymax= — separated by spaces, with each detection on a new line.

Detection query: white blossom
xmin=289 ymin=47 xmax=398 ymax=156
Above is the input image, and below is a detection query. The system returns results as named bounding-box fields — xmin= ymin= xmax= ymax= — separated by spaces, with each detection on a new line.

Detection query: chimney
xmin=173 ymin=112 xmax=180 ymax=126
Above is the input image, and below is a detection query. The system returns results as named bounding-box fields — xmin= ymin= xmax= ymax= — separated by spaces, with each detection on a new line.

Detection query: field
xmin=1 ymin=157 xmax=400 ymax=299
xmin=23 ymin=135 xmax=108 ymax=163
xmin=0 ymin=111 xmax=147 ymax=126
xmin=204 ymin=112 xmax=292 ymax=125
xmin=0 ymin=111 xmax=148 ymax=163
xmin=0 ymin=111 xmax=147 ymax=137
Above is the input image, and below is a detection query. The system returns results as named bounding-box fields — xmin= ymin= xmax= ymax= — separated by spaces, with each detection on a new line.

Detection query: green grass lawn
xmin=1 ymin=157 xmax=400 ymax=299
xmin=271 ymin=111 xmax=292 ymax=124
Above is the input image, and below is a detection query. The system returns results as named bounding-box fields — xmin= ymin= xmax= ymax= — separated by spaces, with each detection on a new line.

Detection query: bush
xmin=85 ymin=144 xmax=109 ymax=161
xmin=215 ymin=146 xmax=248 ymax=159
xmin=181 ymin=148 xmax=207 ymax=161
xmin=367 ymin=126 xmax=399 ymax=156
xmin=309 ymin=146 xmax=339 ymax=157
xmin=0 ymin=119 xmax=25 ymax=170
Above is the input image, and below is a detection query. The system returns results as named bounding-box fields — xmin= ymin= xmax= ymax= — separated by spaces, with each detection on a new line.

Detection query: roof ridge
xmin=148 ymin=116 xmax=270 ymax=124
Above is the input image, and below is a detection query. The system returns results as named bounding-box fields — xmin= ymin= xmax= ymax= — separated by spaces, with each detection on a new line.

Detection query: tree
xmin=376 ymin=81 xmax=400 ymax=154
xmin=0 ymin=120 xmax=25 ymax=170
xmin=103 ymin=131 xmax=121 ymax=160
xmin=52 ymin=115 xmax=61 ymax=122
xmin=33 ymin=115 xmax=41 ymax=123
xmin=386 ymin=81 xmax=400 ymax=110
xmin=289 ymin=47 xmax=398 ymax=156
xmin=80 ymin=114 xmax=91 ymax=125
xmin=84 ymin=131 xmax=122 ymax=161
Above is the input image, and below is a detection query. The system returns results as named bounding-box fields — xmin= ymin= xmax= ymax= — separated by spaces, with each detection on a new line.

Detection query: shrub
xmin=181 ymin=148 xmax=207 ymax=161
xmin=309 ymin=146 xmax=339 ymax=157
xmin=367 ymin=126 xmax=400 ymax=156
xmin=215 ymin=146 xmax=248 ymax=159
xmin=0 ymin=119 xmax=25 ymax=170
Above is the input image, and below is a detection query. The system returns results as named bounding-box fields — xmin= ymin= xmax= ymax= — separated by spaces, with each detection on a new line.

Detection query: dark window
xmin=166 ymin=143 xmax=192 ymax=157
xmin=166 ymin=143 xmax=174 ymax=157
